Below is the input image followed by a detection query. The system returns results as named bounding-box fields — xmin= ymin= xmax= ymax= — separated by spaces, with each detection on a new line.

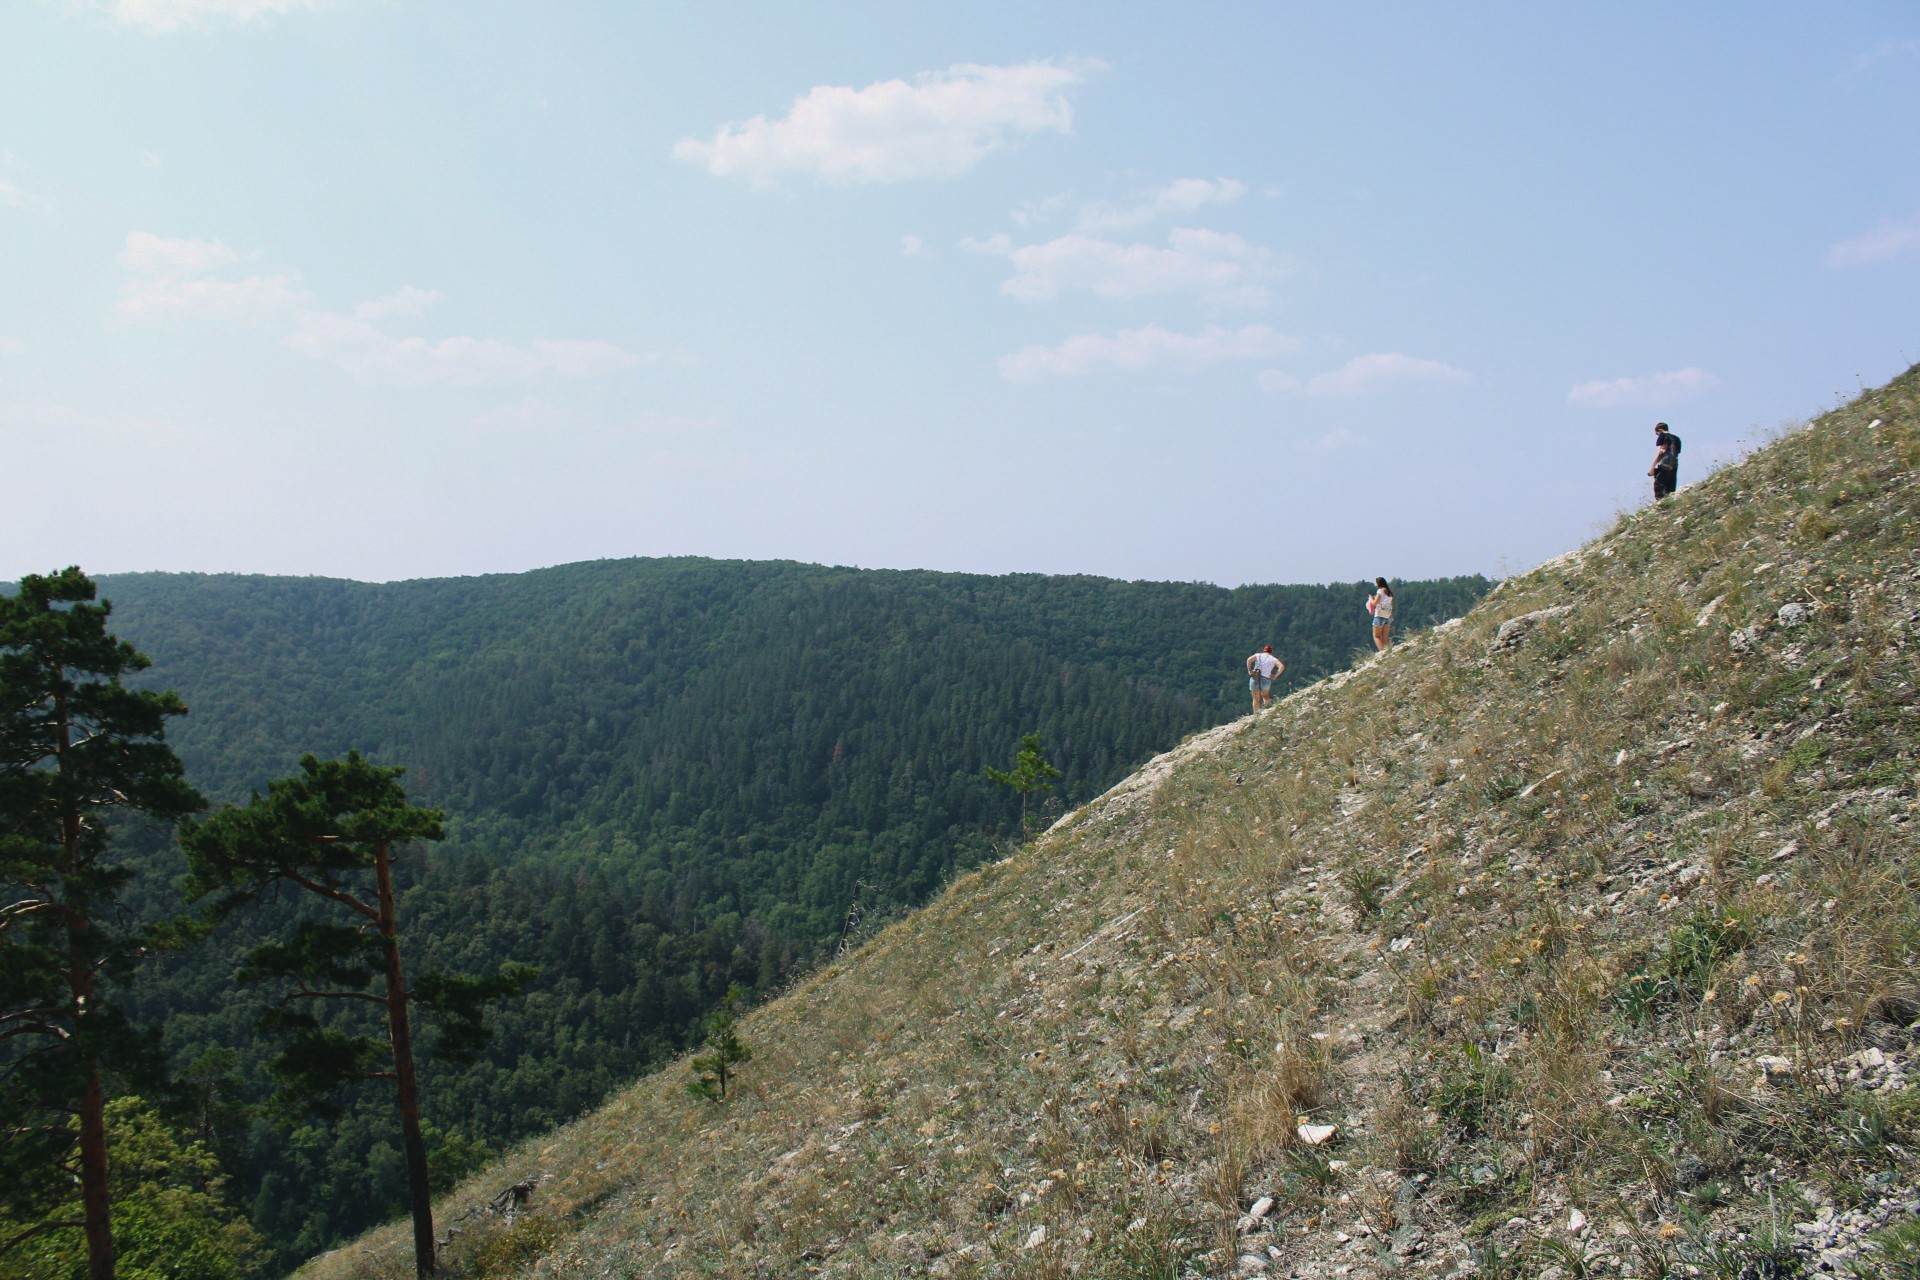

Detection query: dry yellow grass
xmin=301 ymin=365 xmax=1920 ymax=1279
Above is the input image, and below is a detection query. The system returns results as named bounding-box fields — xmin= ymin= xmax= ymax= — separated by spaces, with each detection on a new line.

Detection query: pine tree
xmin=983 ymin=731 xmax=1063 ymax=832
xmin=179 ymin=753 xmax=532 ymax=1278
xmin=0 ymin=567 xmax=203 ymax=1280
xmin=685 ymin=985 xmax=752 ymax=1103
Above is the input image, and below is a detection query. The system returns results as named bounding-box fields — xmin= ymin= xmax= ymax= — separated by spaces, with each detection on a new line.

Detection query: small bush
xmin=1798 ymin=508 xmax=1839 ymax=541
xmin=460 ymin=1215 xmax=565 ymax=1278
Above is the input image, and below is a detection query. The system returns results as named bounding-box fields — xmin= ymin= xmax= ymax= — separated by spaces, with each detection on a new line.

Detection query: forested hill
xmin=80 ymin=558 xmax=1486 ymax=1270
xmin=100 ymin=559 xmax=1488 ymax=932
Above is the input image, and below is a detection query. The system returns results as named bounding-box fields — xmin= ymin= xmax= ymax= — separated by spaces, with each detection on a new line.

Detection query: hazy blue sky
xmin=3 ymin=2 xmax=1917 ymax=586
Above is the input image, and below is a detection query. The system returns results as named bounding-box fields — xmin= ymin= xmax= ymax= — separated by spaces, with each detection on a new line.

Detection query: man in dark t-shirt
xmin=1648 ymin=421 xmax=1681 ymax=500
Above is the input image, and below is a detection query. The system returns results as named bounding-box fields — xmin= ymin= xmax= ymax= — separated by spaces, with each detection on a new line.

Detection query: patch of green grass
xmin=1614 ymin=791 xmax=1660 ymax=819
xmin=1468 ymin=1237 xmax=1527 ymax=1278
xmin=1680 ymin=1226 xmax=1803 ymax=1280
xmin=1616 ymin=970 xmax=1669 ymax=1025
xmin=1481 ymin=771 xmax=1529 ymax=806
xmin=1341 ymin=865 xmax=1391 ymax=921
xmin=455 ymin=1215 xmax=565 ymax=1278
xmin=1845 ymin=759 xmax=1909 ymax=789
xmin=1430 ymin=1043 xmax=1514 ymax=1140
xmin=1783 ymin=736 xmax=1827 ymax=771
xmin=1275 ymin=1144 xmax=1341 ymax=1204
xmin=1664 ymin=908 xmax=1752 ymax=994
xmin=1855 ymin=1217 xmax=1920 ymax=1279
xmin=1084 ymin=1199 xmax=1204 ymax=1280
xmin=1616 ymin=908 xmax=1754 ymax=1022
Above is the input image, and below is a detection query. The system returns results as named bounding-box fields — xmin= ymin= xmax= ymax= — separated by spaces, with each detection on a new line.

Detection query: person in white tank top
xmin=1367 ymin=578 xmax=1395 ymax=651
xmin=1245 ymin=644 xmax=1285 ymax=711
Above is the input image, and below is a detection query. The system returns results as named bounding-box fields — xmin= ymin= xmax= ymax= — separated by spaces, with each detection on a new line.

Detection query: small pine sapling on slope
xmin=984 ymin=730 xmax=1064 ymax=832
xmin=178 ymin=753 xmax=534 ymax=1279
xmin=686 ymin=985 xmax=752 ymax=1103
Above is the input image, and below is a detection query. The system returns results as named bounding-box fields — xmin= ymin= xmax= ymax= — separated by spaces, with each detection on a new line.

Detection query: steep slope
xmin=306 ymin=366 xmax=1919 ymax=1280
xmin=85 ymin=561 xmax=1484 ymax=1268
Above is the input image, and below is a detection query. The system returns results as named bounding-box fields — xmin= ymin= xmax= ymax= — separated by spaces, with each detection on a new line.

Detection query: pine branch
xmin=273 ymin=866 xmax=380 ymax=921
xmin=0 ymin=897 xmax=58 ymax=927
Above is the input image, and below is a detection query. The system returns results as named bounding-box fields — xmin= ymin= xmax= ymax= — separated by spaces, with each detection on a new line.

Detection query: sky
xmin=2 ymin=2 xmax=1918 ymax=588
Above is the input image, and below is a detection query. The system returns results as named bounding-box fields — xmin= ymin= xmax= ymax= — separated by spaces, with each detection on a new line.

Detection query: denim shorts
xmin=1249 ymin=676 xmax=1272 ymax=692
xmin=1372 ymin=617 xmax=1392 ymax=629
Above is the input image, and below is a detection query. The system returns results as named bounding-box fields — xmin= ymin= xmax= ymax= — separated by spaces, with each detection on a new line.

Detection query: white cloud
xmin=0 ymin=154 xmax=56 ymax=218
xmin=0 ymin=398 xmax=203 ymax=445
xmin=118 ymin=231 xmax=242 ymax=276
xmin=999 ymin=323 xmax=1297 ymax=382
xmin=353 ymin=286 xmax=442 ymax=320
xmin=971 ymin=226 xmax=1279 ymax=306
xmin=1303 ymin=352 xmax=1471 ymax=397
xmin=1846 ymin=37 xmax=1920 ymax=76
xmin=468 ymin=399 xmax=720 ymax=435
xmin=1566 ymin=366 xmax=1718 ymax=408
xmin=139 ymin=150 xmax=164 ymax=168
xmin=1076 ymin=177 xmax=1248 ymax=233
xmin=899 ymin=234 xmax=924 ymax=257
xmin=466 ymin=397 xmax=568 ymax=432
xmin=1010 ymin=193 xmax=1072 ymax=227
xmin=624 ymin=410 xmax=723 ymax=435
xmin=0 ymin=178 xmax=54 ymax=216
xmin=1298 ymin=427 xmax=1368 ymax=455
xmin=284 ymin=312 xmax=642 ymax=387
xmin=672 ymin=59 xmax=1096 ymax=186
xmin=1827 ymin=216 xmax=1920 ymax=268
xmin=0 ymin=336 xmax=23 ymax=355
xmin=113 ymin=230 xmax=646 ymax=385
xmin=114 ymin=233 xmax=306 ymax=324
xmin=95 ymin=0 xmax=339 ymax=33
xmin=117 ymin=272 xmax=308 ymax=324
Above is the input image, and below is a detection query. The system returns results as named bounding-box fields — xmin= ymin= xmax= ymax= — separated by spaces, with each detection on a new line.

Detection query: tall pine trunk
xmin=374 ymin=844 xmax=435 ymax=1277
xmin=58 ymin=683 xmax=115 ymax=1280
xmin=76 ymin=1071 xmax=113 ymax=1280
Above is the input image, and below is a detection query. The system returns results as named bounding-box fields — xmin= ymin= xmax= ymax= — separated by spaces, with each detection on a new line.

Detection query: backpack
xmin=1657 ymin=432 xmax=1682 ymax=470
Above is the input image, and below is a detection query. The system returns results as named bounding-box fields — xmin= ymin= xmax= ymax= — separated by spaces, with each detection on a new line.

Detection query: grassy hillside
xmin=81 ymin=561 xmax=1485 ymax=1270
xmin=306 ymin=365 xmax=1920 ymax=1280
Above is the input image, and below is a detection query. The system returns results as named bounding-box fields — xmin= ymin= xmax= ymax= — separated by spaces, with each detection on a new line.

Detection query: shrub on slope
xmin=308 ymin=366 xmax=1920 ymax=1279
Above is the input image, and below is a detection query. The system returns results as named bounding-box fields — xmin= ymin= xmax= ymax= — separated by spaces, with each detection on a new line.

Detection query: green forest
xmin=4 ymin=557 xmax=1487 ymax=1276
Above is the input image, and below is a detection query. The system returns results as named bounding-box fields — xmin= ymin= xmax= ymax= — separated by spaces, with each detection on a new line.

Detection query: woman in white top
xmin=1366 ymin=578 xmax=1394 ymax=651
xmin=1245 ymin=644 xmax=1284 ymax=711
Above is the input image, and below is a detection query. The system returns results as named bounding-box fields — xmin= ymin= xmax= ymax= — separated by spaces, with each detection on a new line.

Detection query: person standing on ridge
xmin=1648 ymin=421 xmax=1682 ymax=501
xmin=1366 ymin=578 xmax=1394 ymax=650
xmin=1246 ymin=644 xmax=1284 ymax=712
